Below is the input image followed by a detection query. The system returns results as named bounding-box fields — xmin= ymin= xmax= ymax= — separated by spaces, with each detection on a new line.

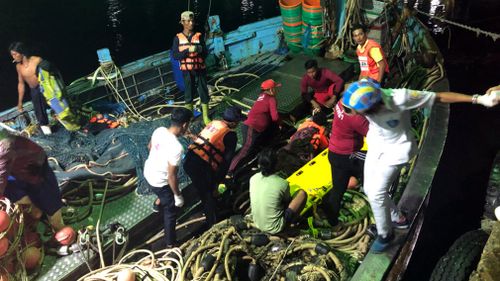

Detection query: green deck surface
xmin=35 ymin=52 xmax=354 ymax=281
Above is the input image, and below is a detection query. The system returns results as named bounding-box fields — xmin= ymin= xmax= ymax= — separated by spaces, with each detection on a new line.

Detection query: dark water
xmin=0 ymin=0 xmax=279 ymax=111
xmin=0 ymin=0 xmax=499 ymax=279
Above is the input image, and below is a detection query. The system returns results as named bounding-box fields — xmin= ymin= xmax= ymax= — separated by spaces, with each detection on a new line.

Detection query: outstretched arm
xmin=16 ymin=66 xmax=25 ymax=112
xmin=436 ymin=91 xmax=499 ymax=107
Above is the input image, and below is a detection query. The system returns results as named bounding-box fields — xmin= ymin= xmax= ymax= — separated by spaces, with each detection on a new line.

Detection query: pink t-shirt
xmin=244 ymin=93 xmax=279 ymax=132
xmin=329 ymin=103 xmax=369 ymax=155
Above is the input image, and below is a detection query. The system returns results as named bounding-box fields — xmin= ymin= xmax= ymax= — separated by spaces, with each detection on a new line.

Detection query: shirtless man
xmin=9 ymin=42 xmax=51 ymax=135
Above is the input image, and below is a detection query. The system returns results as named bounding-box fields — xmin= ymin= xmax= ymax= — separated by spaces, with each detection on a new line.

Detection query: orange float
xmin=22 ymin=247 xmax=41 ymax=270
xmin=0 ymin=211 xmax=10 ymax=232
xmin=54 ymin=226 xmax=76 ymax=246
xmin=23 ymin=231 xmax=42 ymax=248
xmin=0 ymin=237 xmax=9 ymax=257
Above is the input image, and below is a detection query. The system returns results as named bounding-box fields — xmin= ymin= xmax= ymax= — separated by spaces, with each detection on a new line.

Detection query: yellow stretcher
xmin=287 ymin=138 xmax=367 ymax=215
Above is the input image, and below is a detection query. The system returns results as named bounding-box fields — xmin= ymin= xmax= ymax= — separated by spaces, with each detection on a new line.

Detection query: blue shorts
xmin=4 ymin=162 xmax=63 ymax=216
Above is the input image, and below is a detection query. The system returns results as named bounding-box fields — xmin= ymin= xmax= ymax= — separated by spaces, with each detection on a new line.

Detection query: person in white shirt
xmin=143 ymin=108 xmax=192 ymax=247
xmin=342 ymin=79 xmax=499 ymax=252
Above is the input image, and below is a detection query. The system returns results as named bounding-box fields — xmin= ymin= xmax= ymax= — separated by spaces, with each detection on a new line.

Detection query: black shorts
xmin=4 ymin=162 xmax=63 ymax=216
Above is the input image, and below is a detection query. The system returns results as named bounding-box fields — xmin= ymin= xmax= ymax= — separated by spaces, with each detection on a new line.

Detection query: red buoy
xmin=0 ymin=237 xmax=9 ymax=257
xmin=22 ymin=247 xmax=41 ymax=270
xmin=0 ymin=211 xmax=10 ymax=232
xmin=54 ymin=226 xmax=76 ymax=246
xmin=23 ymin=231 xmax=42 ymax=248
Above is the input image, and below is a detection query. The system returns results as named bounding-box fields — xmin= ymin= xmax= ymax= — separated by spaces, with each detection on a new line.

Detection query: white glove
xmin=477 ymin=91 xmax=499 ymax=107
xmin=174 ymin=194 xmax=184 ymax=207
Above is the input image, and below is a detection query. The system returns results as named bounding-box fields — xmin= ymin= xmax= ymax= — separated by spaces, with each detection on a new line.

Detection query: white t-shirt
xmin=365 ymin=88 xmax=436 ymax=165
xmin=143 ymin=127 xmax=184 ymax=187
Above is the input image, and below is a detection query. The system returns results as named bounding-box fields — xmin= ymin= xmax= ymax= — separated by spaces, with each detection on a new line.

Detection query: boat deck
xmin=35 ymin=52 xmax=354 ymax=281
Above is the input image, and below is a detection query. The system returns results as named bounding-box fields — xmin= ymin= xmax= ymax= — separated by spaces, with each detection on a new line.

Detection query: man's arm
xmin=324 ymin=69 xmax=344 ymax=95
xmin=16 ymin=66 xmax=25 ymax=112
xmin=167 ymin=163 xmax=181 ymax=195
xmin=269 ymin=97 xmax=280 ymax=122
xmin=436 ymin=91 xmax=498 ymax=107
xmin=376 ymin=59 xmax=386 ymax=83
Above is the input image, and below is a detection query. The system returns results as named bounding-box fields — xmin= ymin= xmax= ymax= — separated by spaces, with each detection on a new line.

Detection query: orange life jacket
xmin=291 ymin=120 xmax=328 ymax=151
xmin=356 ymin=39 xmax=389 ymax=82
xmin=189 ymin=120 xmax=230 ymax=170
xmin=177 ymin=32 xmax=206 ymax=71
xmin=89 ymin=115 xmax=120 ymax=129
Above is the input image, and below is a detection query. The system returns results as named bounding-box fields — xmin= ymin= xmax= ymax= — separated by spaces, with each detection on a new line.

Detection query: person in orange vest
xmin=289 ymin=111 xmax=329 ymax=155
xmin=183 ymin=106 xmax=245 ymax=227
xmin=172 ymin=11 xmax=211 ymax=124
xmin=352 ymin=23 xmax=389 ymax=84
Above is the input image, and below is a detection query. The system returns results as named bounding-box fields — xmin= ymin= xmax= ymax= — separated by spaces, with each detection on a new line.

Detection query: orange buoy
xmin=54 ymin=226 xmax=76 ymax=246
xmin=22 ymin=247 xmax=41 ymax=270
xmin=0 ymin=237 xmax=9 ymax=257
xmin=23 ymin=231 xmax=42 ymax=248
xmin=347 ymin=177 xmax=359 ymax=189
xmin=5 ymin=220 xmax=18 ymax=241
xmin=0 ymin=211 xmax=10 ymax=232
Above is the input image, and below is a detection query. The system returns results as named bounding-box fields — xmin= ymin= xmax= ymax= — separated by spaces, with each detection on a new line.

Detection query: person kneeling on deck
xmin=227 ymin=79 xmax=281 ymax=178
xmin=289 ymin=111 xmax=329 ymax=155
xmin=250 ymin=148 xmax=307 ymax=234
xmin=0 ymin=130 xmax=76 ymax=247
xmin=172 ymin=11 xmax=211 ymax=124
xmin=183 ymin=106 xmax=245 ymax=227
xmin=291 ymin=59 xmax=344 ymax=121
xmin=144 ymin=108 xmax=193 ymax=248
xmin=342 ymin=79 xmax=499 ymax=252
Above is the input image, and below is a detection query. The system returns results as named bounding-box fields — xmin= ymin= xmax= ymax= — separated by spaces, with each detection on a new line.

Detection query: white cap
xmin=180 ymin=11 xmax=194 ymax=22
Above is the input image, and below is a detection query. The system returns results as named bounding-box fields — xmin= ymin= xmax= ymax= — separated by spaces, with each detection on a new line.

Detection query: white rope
xmin=415 ymin=8 xmax=500 ymax=42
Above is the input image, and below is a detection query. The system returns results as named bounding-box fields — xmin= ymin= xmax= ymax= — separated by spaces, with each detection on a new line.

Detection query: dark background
xmin=0 ymin=0 xmax=499 ymax=279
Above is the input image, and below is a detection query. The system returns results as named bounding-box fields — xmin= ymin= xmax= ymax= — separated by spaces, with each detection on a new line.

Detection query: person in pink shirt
xmin=292 ymin=59 xmax=344 ymax=121
xmin=322 ymin=99 xmax=369 ymax=226
xmin=227 ymin=79 xmax=281 ymax=177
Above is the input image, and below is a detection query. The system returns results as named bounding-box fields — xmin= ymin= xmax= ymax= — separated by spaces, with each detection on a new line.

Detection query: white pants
xmin=364 ymin=152 xmax=404 ymax=237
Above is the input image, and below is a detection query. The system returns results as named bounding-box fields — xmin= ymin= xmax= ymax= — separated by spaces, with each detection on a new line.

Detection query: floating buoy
xmin=54 ymin=226 xmax=76 ymax=246
xmin=116 ymin=268 xmax=136 ymax=281
xmin=0 ymin=237 xmax=9 ymax=257
xmin=22 ymin=247 xmax=41 ymax=270
xmin=6 ymin=221 xmax=18 ymax=241
xmin=23 ymin=231 xmax=42 ymax=248
xmin=0 ymin=211 xmax=10 ymax=232
xmin=347 ymin=177 xmax=359 ymax=189
xmin=495 ymin=206 xmax=500 ymax=221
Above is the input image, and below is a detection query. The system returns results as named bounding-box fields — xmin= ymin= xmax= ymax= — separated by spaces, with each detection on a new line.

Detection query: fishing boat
xmin=0 ymin=0 xmax=451 ymax=280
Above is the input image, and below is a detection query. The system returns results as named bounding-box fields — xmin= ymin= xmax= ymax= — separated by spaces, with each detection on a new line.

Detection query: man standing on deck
xmin=143 ymin=108 xmax=192 ymax=248
xmin=352 ymin=24 xmax=389 ymax=84
xmin=9 ymin=42 xmax=51 ymax=135
xmin=172 ymin=11 xmax=211 ymax=125
xmin=0 ymin=130 xmax=76 ymax=247
xmin=342 ymin=79 xmax=499 ymax=252
xmin=292 ymin=59 xmax=344 ymax=121
xmin=183 ymin=106 xmax=244 ymax=228
xmin=323 ymin=99 xmax=369 ymax=227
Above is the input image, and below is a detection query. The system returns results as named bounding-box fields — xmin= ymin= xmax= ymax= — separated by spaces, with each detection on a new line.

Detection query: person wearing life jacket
xmin=289 ymin=111 xmax=329 ymax=154
xmin=0 ymin=130 xmax=76 ymax=248
xmin=352 ymin=24 xmax=389 ymax=84
xmin=171 ymin=11 xmax=211 ymax=125
xmin=183 ymin=106 xmax=245 ymax=227
xmin=292 ymin=59 xmax=344 ymax=121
